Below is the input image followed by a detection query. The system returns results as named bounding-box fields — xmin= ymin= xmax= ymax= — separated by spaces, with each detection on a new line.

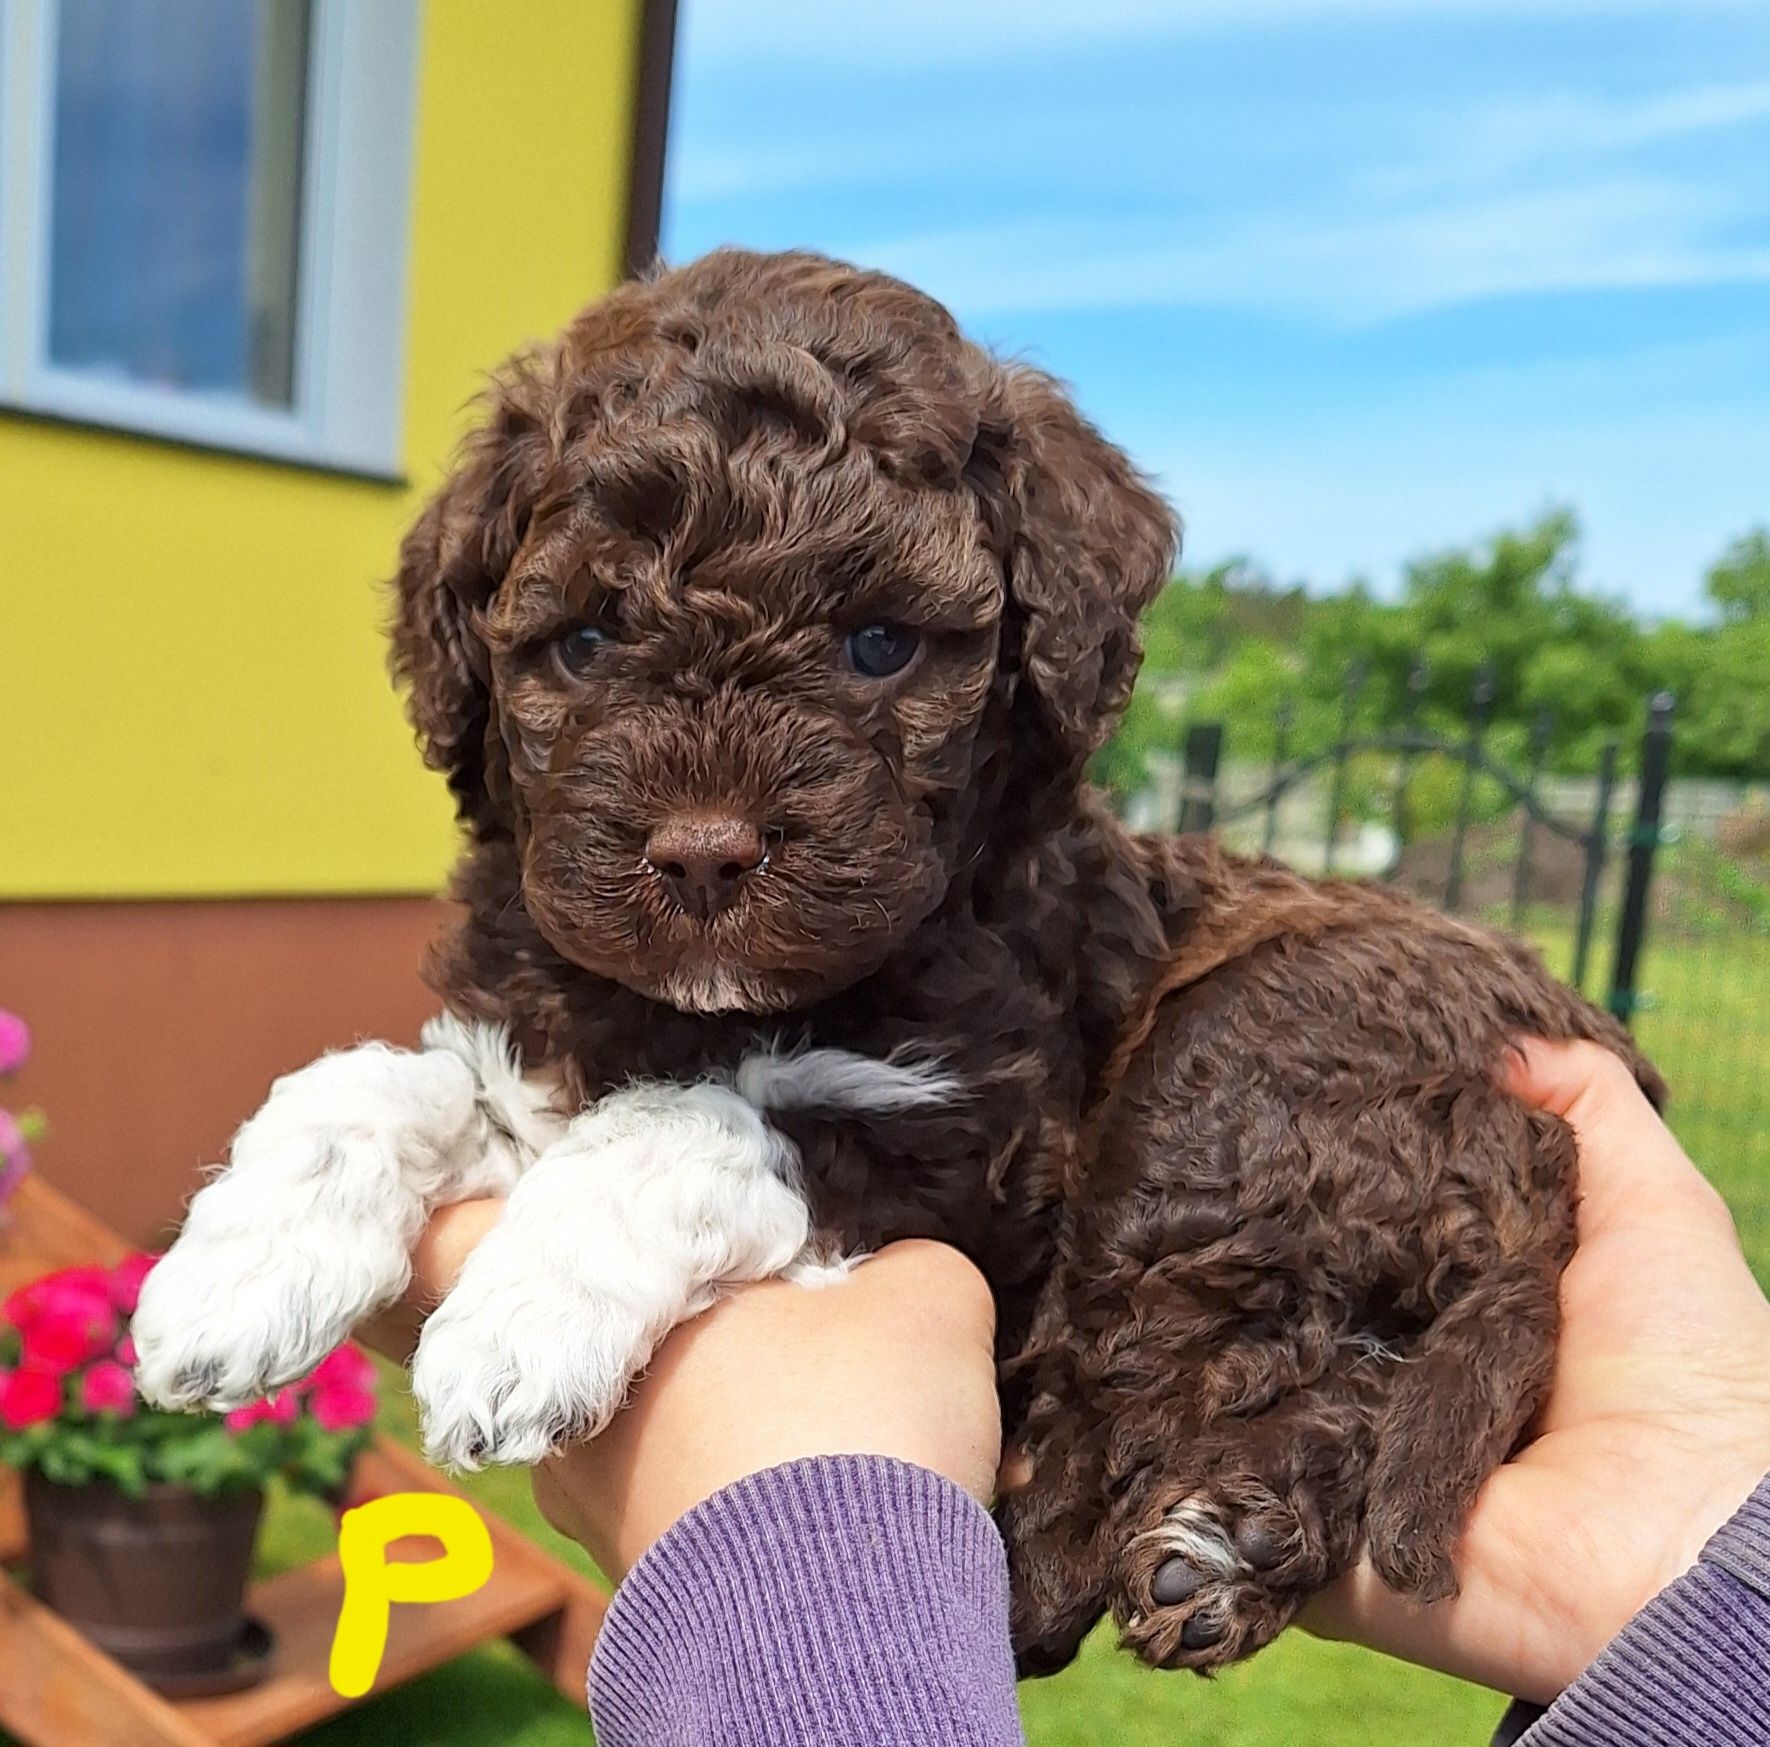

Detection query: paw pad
xmin=1120 ymin=1487 xmax=1322 ymax=1671
xmin=1233 ymin=1519 xmax=1288 ymax=1570
xmin=1150 ymin=1557 xmax=1208 ymax=1606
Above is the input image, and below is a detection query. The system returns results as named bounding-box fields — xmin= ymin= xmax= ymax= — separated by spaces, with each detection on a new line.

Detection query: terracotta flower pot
xmin=23 ymin=1471 xmax=269 ymax=1693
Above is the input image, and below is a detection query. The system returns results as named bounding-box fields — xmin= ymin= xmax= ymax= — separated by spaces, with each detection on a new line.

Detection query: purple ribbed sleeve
xmin=587 ymin=1454 xmax=1025 ymax=1747
xmin=1504 ymin=1475 xmax=1770 ymax=1746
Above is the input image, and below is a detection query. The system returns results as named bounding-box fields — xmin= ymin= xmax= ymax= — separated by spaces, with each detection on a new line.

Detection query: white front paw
xmin=411 ymin=1266 xmax=653 ymax=1470
xmin=132 ymin=1232 xmax=380 ymax=1412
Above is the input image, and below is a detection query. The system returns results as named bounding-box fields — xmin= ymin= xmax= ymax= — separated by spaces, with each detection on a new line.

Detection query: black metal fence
xmin=1170 ymin=665 xmax=1671 ymax=1017
xmin=1161 ymin=670 xmax=1770 ymax=1284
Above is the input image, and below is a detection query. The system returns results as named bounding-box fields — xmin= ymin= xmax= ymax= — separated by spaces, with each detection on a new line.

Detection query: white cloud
xmin=1499 ymin=77 xmax=1770 ymax=154
xmin=670 ymin=138 xmax=959 ymax=204
xmin=669 ymin=0 xmax=1769 ymax=615
xmin=851 ymin=178 xmax=1770 ymax=327
xmin=1149 ymin=399 xmax=1770 ymax=615
xmin=671 ymin=145 xmax=857 ymax=203
xmin=1363 ymin=77 xmax=1770 ymax=198
xmin=1120 ymin=332 xmax=1770 ymax=612
xmin=673 ymin=75 xmax=1770 ymax=209
xmin=682 ymin=0 xmax=1757 ymax=66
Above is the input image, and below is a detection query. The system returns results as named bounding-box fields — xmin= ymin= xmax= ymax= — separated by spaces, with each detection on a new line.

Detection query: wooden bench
xmin=0 ymin=1176 xmax=609 ymax=1747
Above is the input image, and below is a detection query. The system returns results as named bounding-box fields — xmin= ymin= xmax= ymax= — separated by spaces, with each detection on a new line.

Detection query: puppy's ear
xmin=970 ymin=364 xmax=1179 ymax=764
xmin=389 ymin=405 xmax=545 ymax=837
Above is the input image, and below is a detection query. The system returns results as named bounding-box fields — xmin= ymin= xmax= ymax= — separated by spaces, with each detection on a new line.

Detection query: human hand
xmin=355 ymin=1197 xmax=507 ymax=1366
xmin=361 ymin=1216 xmax=1002 ymax=1583
xmin=1307 ymin=1038 xmax=1770 ymax=1703
xmin=530 ymin=1240 xmax=1001 ymax=1580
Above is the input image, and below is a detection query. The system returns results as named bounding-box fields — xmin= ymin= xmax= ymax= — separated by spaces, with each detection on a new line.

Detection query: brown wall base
xmin=0 ymin=897 xmax=452 ymax=1247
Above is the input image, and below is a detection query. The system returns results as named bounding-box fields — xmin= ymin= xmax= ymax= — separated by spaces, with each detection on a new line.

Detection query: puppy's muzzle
xmin=644 ymin=811 xmax=768 ymax=920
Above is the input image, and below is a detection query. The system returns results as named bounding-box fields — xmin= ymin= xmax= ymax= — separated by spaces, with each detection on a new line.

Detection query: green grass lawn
xmin=1524 ymin=898 xmax=1770 ymax=1287
xmin=1626 ymin=935 xmax=1770 ymax=1289
xmin=88 ymin=907 xmax=1770 ymax=1746
xmin=256 ymin=1389 xmax=1507 ymax=1747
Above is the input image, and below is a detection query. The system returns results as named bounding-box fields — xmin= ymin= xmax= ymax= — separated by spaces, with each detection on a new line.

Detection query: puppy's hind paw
xmin=1117 ymin=1490 xmax=1318 ymax=1671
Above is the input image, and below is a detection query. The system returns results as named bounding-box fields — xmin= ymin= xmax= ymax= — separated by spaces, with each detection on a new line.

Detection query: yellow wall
xmin=0 ymin=0 xmax=643 ymax=898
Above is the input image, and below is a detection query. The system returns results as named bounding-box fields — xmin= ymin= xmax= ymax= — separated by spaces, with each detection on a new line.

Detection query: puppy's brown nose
xmin=644 ymin=814 xmax=767 ymax=919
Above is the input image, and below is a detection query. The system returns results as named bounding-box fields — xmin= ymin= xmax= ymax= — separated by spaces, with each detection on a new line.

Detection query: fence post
xmin=1178 ymin=722 xmax=1224 ymax=835
xmin=1323 ymin=662 xmax=1366 ymax=874
xmin=1510 ymin=709 xmax=1553 ymax=928
xmin=1570 ymin=738 xmax=1618 ymax=996
xmin=1444 ymin=661 xmax=1497 ymax=913
xmin=1609 ymin=693 xmax=1676 ymax=1025
xmin=1262 ymin=700 xmax=1294 ymax=855
xmin=1387 ymin=655 xmax=1429 ymax=875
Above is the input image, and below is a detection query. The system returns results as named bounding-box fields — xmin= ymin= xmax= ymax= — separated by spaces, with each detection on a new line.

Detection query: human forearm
xmin=1502 ymin=1473 xmax=1770 ymax=1746
xmin=370 ymin=1223 xmax=1014 ymax=1739
xmin=589 ymin=1454 xmax=1026 ymax=1746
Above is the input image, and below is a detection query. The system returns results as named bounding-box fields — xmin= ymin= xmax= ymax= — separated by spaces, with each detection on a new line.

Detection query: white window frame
xmin=0 ymin=0 xmax=419 ymax=476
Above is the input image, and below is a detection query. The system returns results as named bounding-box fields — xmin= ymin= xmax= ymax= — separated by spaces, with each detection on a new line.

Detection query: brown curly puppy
xmin=391 ymin=248 xmax=1659 ymax=1674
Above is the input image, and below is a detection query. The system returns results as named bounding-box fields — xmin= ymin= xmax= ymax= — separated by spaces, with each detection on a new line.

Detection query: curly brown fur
xmin=388 ymin=248 xmax=1662 ymax=1676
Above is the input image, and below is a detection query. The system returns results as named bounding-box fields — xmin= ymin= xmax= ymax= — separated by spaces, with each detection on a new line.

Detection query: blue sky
xmin=662 ymin=0 xmax=1769 ymax=619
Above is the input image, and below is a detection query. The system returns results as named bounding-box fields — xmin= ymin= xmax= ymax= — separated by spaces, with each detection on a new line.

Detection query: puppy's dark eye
xmin=551 ymin=625 xmax=608 ymax=678
xmin=845 ymin=621 xmax=920 ymax=679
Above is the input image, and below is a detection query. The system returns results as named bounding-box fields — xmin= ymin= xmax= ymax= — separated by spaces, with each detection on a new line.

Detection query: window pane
xmin=48 ymin=0 xmax=310 ymax=406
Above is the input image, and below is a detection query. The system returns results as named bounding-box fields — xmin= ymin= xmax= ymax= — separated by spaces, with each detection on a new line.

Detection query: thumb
xmin=1503 ymin=1038 xmax=1723 ymax=1242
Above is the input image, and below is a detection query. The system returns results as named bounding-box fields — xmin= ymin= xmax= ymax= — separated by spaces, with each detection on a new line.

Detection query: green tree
xmin=1655 ymin=532 xmax=1770 ymax=776
xmin=1708 ymin=529 xmax=1770 ymax=625
xmin=1100 ymin=514 xmax=1769 ymax=806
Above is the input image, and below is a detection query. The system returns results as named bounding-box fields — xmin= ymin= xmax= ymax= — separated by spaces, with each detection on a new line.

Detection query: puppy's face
xmin=393 ymin=250 xmax=1177 ymax=1014
xmin=481 ymin=453 xmax=1002 ymax=1013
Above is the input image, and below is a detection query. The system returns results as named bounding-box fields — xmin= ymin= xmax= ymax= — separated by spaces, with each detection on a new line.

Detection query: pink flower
xmin=2 ymin=1276 xmax=51 ymax=1331
xmin=108 ymin=1252 xmax=159 ymax=1314
xmin=310 ymin=1383 xmax=376 ymax=1432
xmin=55 ymin=1267 xmax=114 ymax=1298
xmin=7 ymin=1267 xmax=115 ymax=1333
xmin=0 ymin=1111 xmax=30 ymax=1196
xmin=308 ymin=1344 xmax=376 ymax=1395
xmin=0 ymin=1011 xmax=29 ymax=1076
xmin=19 ymin=1317 xmax=88 ymax=1374
xmin=225 ymin=1388 xmax=298 ymax=1432
xmin=0 ymin=1367 xmax=63 ymax=1430
xmin=20 ymin=1303 xmax=115 ymax=1375
xmin=115 ymin=1334 xmax=137 ymax=1366
xmin=81 ymin=1360 xmax=137 ymax=1417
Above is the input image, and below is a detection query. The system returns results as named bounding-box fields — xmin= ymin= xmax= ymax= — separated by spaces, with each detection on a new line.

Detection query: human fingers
xmin=357 ymin=1197 xmax=506 ymax=1362
xmin=1502 ymin=1038 xmax=1731 ymax=1243
xmin=535 ymin=1239 xmax=1001 ymax=1578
